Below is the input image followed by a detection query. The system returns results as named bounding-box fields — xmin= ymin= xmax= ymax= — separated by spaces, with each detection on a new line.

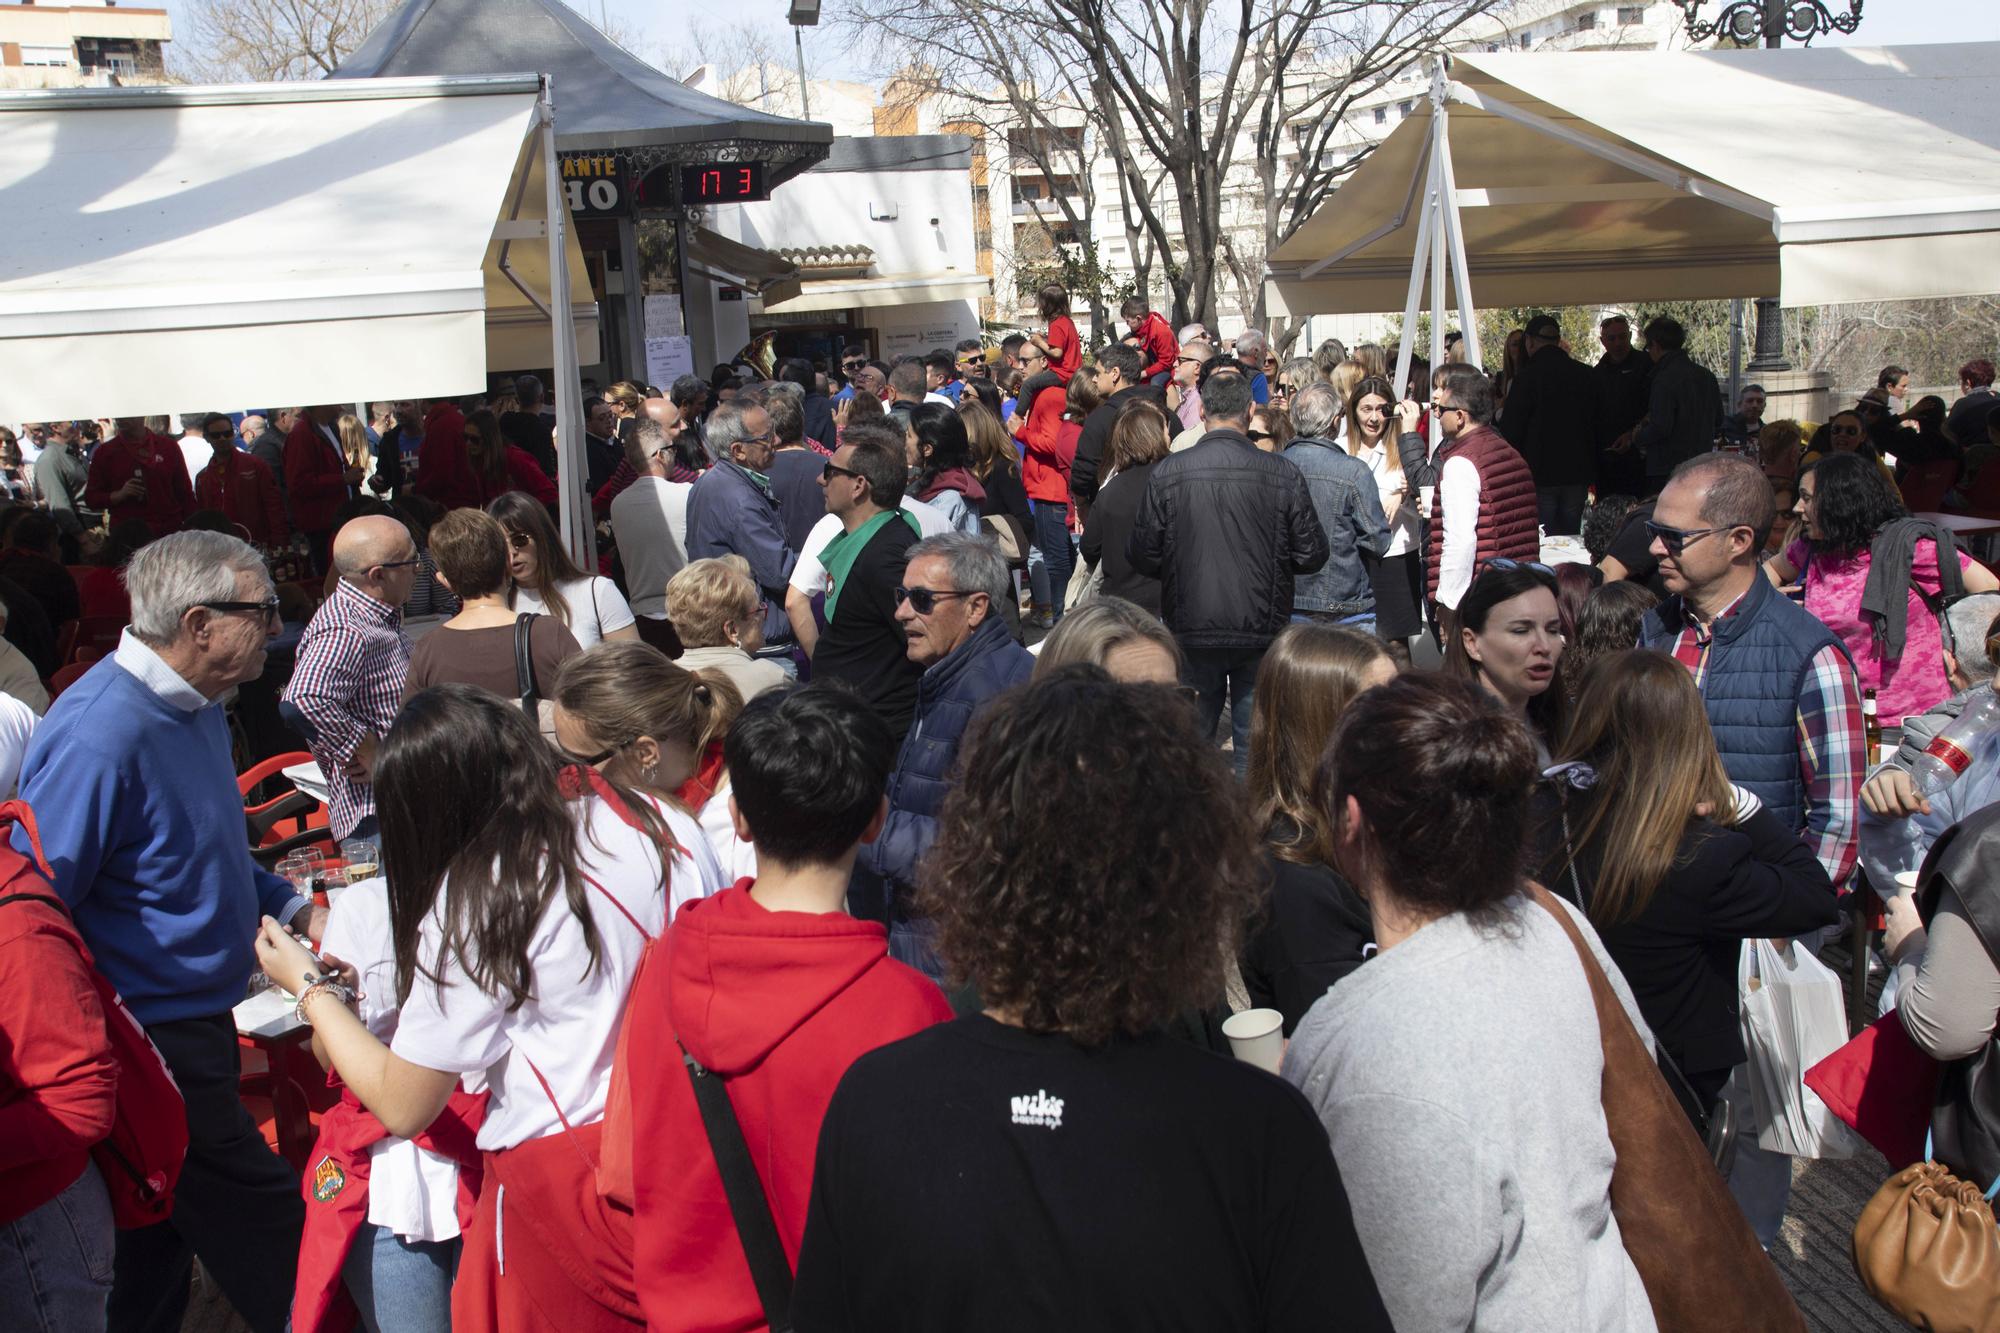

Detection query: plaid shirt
xmin=1668 ymin=587 xmax=1864 ymax=890
xmin=281 ymin=579 xmax=410 ymax=840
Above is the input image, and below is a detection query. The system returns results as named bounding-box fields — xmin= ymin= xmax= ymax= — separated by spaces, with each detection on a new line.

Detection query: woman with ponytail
xmin=254 ymin=683 xmax=723 ymax=1332
xmin=553 ymin=640 xmax=748 ymax=880
xmin=1284 ymin=673 xmax=1657 ymax=1333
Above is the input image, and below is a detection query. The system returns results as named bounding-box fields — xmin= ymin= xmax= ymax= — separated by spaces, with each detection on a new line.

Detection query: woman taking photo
xmin=1285 ymin=672 xmax=1653 ymax=1331
xmin=255 ymin=684 xmax=721 ymax=1331
xmin=903 ymin=403 xmax=985 ymax=536
xmin=1764 ymin=451 xmax=1996 ymax=725
xmin=1344 ymin=374 xmax=1422 ymax=654
xmin=1443 ymin=561 xmax=1568 ymax=757
xmin=1242 ymin=624 xmax=1396 ymax=1033
xmin=792 ymin=668 xmax=1390 ymax=1330
xmin=552 ymin=640 xmax=739 ymax=884
xmin=1077 ymin=400 xmax=1172 ymax=615
xmin=1536 ymin=649 xmax=1837 ymax=1117
xmin=490 ymin=491 xmax=638 ymax=652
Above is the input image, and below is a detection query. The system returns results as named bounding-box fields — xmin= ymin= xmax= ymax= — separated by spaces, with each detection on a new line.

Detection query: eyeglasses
xmin=1643 ymin=519 xmax=1739 ymax=555
xmin=842 ymin=359 xmax=866 ymax=369
xmin=196 ymin=597 xmax=280 ymax=623
xmin=506 ymin=531 xmax=533 ymax=551
xmin=894 ymin=586 xmax=973 ymax=614
xmin=1482 ymin=557 xmax=1554 ymax=577
xmin=560 ymin=740 xmax=624 ymax=767
xmin=375 ymin=557 xmax=421 ymax=572
xmin=204 ymin=428 xmax=235 ymax=441
xmin=1247 ymin=429 xmax=1273 ymax=443
xmin=822 ymin=461 xmax=864 ymax=482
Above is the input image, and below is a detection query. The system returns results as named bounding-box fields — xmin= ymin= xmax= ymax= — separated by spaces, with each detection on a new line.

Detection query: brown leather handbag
xmin=1852 ymin=1143 xmax=2000 ymax=1332
xmin=1528 ymin=883 xmax=1807 ymax=1333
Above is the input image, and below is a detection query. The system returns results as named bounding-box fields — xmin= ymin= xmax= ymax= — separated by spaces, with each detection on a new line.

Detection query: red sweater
xmin=413 ymin=403 xmax=481 ymax=511
xmin=1046 ymin=314 xmax=1082 ymax=384
xmin=627 ymin=884 xmax=951 ymax=1333
xmin=284 ymin=417 xmax=351 ymax=536
xmin=196 ymin=450 xmax=289 ymax=548
xmin=475 ymin=447 xmax=558 ymax=508
xmin=83 ymin=432 xmax=193 ymax=535
xmin=1014 ymin=382 xmax=1074 ymax=504
xmin=0 ymin=894 xmax=115 ymax=1224
xmin=1134 ymin=311 xmax=1179 ymax=381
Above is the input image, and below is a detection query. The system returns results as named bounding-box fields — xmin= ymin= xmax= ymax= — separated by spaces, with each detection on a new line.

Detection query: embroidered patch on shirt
xmin=310 ymin=1155 xmax=347 ymax=1203
xmin=1010 ymin=1089 xmax=1065 ymax=1130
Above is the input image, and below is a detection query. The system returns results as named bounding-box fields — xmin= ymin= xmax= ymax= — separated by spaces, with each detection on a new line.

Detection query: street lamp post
xmin=787 ymin=0 xmax=820 ymax=122
xmin=1674 ymin=0 xmax=1864 ymax=372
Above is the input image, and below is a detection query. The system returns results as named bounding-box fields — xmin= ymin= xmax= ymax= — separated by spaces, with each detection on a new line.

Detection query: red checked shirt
xmin=281 ymin=580 xmax=411 ymax=840
xmin=1668 ymin=586 xmax=1864 ymax=890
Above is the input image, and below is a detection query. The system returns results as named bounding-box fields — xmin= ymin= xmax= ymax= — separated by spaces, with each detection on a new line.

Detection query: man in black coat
xmin=1069 ymin=343 xmax=1166 ymax=511
xmin=1631 ymin=315 xmax=1722 ymax=491
xmin=1594 ymin=314 xmax=1651 ymax=496
xmin=1127 ymin=368 xmax=1326 ymax=778
xmin=1500 ymin=313 xmax=1604 ymax=536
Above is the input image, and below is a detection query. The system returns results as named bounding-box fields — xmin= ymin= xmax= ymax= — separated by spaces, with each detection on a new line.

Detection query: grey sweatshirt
xmin=1284 ymin=892 xmax=1658 ymax=1333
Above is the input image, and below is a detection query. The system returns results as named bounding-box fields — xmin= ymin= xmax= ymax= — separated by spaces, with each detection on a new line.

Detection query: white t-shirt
xmin=789 ymin=498 xmax=949 ymax=597
xmin=514 ymin=576 xmax=634 ymax=651
xmin=697 ymin=775 xmax=757 ymax=887
xmin=1353 ymin=438 xmax=1420 ymax=559
xmin=608 ymin=476 xmax=693 ymax=619
xmin=179 ymin=435 xmax=211 ymax=490
xmin=321 ymin=878 xmax=478 ymax=1242
xmin=390 ymin=798 xmax=722 ymax=1150
xmin=0 ymin=693 xmax=37 ymax=797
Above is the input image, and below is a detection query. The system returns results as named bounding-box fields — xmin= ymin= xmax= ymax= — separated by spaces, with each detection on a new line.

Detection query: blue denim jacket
xmin=1282 ymin=436 xmax=1388 ymax=616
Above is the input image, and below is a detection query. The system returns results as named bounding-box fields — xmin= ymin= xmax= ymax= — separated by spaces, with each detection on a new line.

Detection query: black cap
xmin=1524 ymin=314 xmax=1562 ymax=340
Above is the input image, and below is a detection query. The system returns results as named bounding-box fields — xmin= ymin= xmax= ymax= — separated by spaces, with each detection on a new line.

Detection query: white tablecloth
xmin=233 ymin=986 xmax=306 ymax=1040
xmin=281 ymin=760 xmax=329 ymax=806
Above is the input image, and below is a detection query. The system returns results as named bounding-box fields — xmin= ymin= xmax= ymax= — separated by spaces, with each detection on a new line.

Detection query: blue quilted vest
xmin=1639 ymin=573 xmax=1849 ymax=834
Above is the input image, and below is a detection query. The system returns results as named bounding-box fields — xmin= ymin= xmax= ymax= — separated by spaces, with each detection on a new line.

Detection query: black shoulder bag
xmin=513 ymin=612 xmax=541 ymax=722
xmin=680 ymin=1040 xmax=794 ymax=1331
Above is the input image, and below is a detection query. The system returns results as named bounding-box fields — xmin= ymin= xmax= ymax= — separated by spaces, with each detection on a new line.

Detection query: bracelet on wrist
xmin=295 ymin=975 xmax=353 ymax=1024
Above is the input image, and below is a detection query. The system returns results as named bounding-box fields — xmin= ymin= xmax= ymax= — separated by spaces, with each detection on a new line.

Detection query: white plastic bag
xmin=1738 ymin=937 xmax=1864 ymax=1159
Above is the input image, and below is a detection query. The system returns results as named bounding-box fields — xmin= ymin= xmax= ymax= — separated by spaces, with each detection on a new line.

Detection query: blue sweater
xmin=14 ymin=657 xmax=300 ymax=1024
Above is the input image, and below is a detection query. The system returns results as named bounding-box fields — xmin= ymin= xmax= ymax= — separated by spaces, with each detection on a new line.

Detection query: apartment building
xmin=0 ymin=0 xmax=171 ymax=90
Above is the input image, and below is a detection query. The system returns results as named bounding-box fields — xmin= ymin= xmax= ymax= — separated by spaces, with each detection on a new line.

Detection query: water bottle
xmin=1911 ymin=690 xmax=2000 ymax=796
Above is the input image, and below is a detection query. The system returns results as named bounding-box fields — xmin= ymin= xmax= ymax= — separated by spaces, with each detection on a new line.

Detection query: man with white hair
xmin=16 ymin=530 xmax=315 ymax=1331
xmin=1234 ymin=328 xmax=1271 ymax=404
xmin=686 ymin=401 xmax=798 ymax=663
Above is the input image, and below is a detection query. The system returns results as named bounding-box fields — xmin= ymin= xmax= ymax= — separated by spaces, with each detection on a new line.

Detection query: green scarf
xmin=821 ymin=508 xmax=920 ymax=621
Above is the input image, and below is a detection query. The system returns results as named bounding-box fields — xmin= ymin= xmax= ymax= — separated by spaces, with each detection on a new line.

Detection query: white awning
xmin=1267 ymin=43 xmax=2000 ymax=317
xmin=0 ymin=76 xmax=600 ymax=422
xmin=759 ymin=272 xmax=989 ymax=314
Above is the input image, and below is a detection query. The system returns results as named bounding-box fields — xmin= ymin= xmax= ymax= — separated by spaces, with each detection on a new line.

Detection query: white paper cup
xmin=1222 ymin=1008 xmax=1285 ymax=1074
xmin=1893 ymin=870 xmax=1921 ymax=896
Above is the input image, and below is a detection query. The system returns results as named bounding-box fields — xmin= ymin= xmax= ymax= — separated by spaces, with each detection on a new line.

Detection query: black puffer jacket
xmin=1125 ymin=429 xmax=1328 ymax=647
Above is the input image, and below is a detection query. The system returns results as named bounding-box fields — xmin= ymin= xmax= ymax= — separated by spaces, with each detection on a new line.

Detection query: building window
xmin=1373 ymin=106 xmax=1387 ymax=125
xmin=21 ymin=45 xmax=71 ymax=67
xmin=1577 ymin=11 xmax=1597 ymax=31
xmin=1397 ymin=100 xmax=1413 ymax=116
xmin=1618 ymin=5 xmax=1646 ymax=23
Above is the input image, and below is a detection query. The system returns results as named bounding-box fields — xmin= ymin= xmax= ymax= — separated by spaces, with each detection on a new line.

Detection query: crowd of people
xmin=3 ymin=291 xmax=1999 ymax=1333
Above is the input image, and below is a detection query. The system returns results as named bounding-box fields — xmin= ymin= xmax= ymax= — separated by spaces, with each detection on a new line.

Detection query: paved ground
xmin=1775 ymin=1148 xmax=1909 ymax=1331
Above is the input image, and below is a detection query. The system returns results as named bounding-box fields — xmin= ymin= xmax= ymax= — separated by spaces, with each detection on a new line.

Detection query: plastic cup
xmin=1221 ymin=1008 xmax=1285 ymax=1074
xmin=1893 ymin=870 xmax=1921 ymax=896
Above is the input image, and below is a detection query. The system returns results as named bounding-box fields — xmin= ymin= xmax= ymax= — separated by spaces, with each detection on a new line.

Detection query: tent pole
xmin=1427 ymin=60 xmax=1448 ymax=456
xmin=541 ymin=75 xmax=592 ymax=569
xmin=1391 ymin=147 xmax=1435 ymax=411
xmin=1435 ymin=103 xmax=1480 ymax=370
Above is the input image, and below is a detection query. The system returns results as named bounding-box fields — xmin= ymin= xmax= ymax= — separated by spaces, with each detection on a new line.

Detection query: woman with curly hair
xmin=791 ymin=668 xmax=1390 ymax=1331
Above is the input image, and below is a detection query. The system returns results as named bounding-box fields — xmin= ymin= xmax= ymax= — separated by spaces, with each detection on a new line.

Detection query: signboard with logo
xmin=559 ymin=153 xmax=630 ymax=217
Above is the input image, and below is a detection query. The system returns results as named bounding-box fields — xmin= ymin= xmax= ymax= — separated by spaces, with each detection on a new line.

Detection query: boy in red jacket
xmin=1124 ymin=296 xmax=1179 ymax=387
xmin=626 ymin=684 xmax=950 ymax=1333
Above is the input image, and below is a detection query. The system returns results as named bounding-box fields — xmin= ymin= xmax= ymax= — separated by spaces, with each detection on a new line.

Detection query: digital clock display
xmin=680 ymin=162 xmax=769 ymax=203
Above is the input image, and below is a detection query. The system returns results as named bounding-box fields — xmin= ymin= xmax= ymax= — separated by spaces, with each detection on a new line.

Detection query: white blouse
xmin=1352 ymin=437 xmax=1421 ymax=558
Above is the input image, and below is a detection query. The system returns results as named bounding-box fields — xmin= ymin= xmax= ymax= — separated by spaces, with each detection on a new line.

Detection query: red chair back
xmin=49 ymin=662 xmax=91 ymax=698
xmin=69 ymin=616 xmax=126 ymax=664
xmin=54 ymin=620 xmax=77 ymax=667
xmin=1900 ymin=459 xmax=1961 ymax=515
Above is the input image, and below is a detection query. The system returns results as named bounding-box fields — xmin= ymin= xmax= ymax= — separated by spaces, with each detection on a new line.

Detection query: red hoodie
xmin=627 ymin=883 xmax=950 ymax=1332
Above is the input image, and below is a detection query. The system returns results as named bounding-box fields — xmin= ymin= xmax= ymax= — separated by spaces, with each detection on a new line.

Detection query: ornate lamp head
xmin=1674 ymin=0 xmax=1864 ymax=45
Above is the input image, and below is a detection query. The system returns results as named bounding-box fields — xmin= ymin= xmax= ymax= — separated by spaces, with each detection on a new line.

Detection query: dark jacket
xmin=857 ymin=616 xmax=1034 ymax=914
xmin=1500 ymin=343 xmax=1605 ymax=487
xmin=801 ymin=392 xmax=838 ymax=453
xmin=1632 ymin=350 xmax=1722 ymax=480
xmin=1534 ymin=785 xmax=1837 ymax=1081
xmin=1240 ymin=833 xmax=1374 ymax=1037
xmin=1639 ymin=572 xmax=1849 ymax=834
xmin=1126 ymin=429 xmax=1328 ymax=647
xmin=1594 ymin=351 xmax=1652 ymax=441
xmin=1070 ymin=382 xmax=1166 ymax=507
xmin=686 ymin=462 xmax=797 ymax=644
xmin=499 ymin=410 xmax=557 ymax=478
xmin=1281 ymin=436 xmax=1385 ymax=618
xmin=248 ymin=427 xmax=289 ymax=504
xmin=1078 ymin=463 xmax=1162 ymax=614
xmin=769 ymin=447 xmax=830 ymax=556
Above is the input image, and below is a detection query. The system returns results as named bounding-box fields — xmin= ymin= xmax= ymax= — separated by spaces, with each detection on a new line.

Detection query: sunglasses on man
xmin=1644 ymin=520 xmax=1744 ymax=555
xmin=894 ymin=585 xmax=973 ymax=615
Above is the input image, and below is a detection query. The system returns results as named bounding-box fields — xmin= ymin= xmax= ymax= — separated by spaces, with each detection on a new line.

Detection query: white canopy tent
xmin=0 ymin=75 xmax=601 ymax=561
xmin=1265 ymin=42 xmax=2000 ymax=400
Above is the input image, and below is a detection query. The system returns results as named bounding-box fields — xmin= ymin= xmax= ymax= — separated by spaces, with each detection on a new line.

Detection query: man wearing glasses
xmin=283 ymin=515 xmax=418 ymax=844
xmin=193 ymin=412 xmax=288 ymax=549
xmin=1410 ymin=364 xmax=1539 ymax=635
xmin=16 ymin=531 xmax=321 ymax=1331
xmin=686 ymin=402 xmax=799 ymax=668
xmin=1637 ymin=452 xmax=1862 ymax=1250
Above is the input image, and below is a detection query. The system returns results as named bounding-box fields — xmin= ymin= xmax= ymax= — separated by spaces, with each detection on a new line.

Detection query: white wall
xmin=719 ymin=164 xmax=980 ymax=280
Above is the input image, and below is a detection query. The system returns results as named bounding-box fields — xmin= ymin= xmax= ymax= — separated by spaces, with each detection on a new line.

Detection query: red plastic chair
xmin=238 ymin=751 xmax=326 ymax=847
xmin=48 ymin=661 xmax=91 ymax=699
xmin=54 ymin=620 xmax=77 ymax=668
xmin=238 ymin=750 xmax=316 ymax=798
xmin=1900 ymin=459 xmax=1961 ymax=515
xmin=68 ymin=616 xmax=126 ymax=664
xmin=72 ymin=645 xmax=104 ymax=665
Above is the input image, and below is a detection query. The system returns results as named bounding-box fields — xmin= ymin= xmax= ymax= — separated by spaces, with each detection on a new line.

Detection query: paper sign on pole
xmin=645 ymin=335 xmax=694 ymax=388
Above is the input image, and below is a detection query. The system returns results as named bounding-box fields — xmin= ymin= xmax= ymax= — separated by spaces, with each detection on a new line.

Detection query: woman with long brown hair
xmin=1241 ymin=624 xmax=1396 ymax=1033
xmin=1536 ymin=649 xmax=1837 ymax=1116
xmin=1077 ymin=399 xmax=1172 ymax=614
xmin=336 ymin=412 xmax=373 ymax=490
xmin=489 ymin=490 xmax=637 ymax=651
xmin=1344 ymin=374 xmax=1422 ymax=652
xmin=463 ymin=409 xmax=557 ymax=510
xmin=255 ymin=683 xmax=724 ymax=1332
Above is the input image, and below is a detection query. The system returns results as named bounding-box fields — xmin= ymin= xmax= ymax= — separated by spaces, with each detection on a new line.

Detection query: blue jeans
xmin=1032 ymin=502 xmax=1073 ymax=620
xmin=1291 ymin=611 xmax=1377 ymax=632
xmin=1183 ymin=642 xmax=1267 ymax=779
xmin=339 ymin=1224 xmax=458 ymax=1333
xmin=0 ymin=1159 xmax=114 ymax=1332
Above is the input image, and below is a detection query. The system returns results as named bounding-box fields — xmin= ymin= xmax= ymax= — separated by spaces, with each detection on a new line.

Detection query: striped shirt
xmin=282 ymin=579 xmax=410 ymax=840
xmin=1668 ymin=588 xmax=1864 ymax=890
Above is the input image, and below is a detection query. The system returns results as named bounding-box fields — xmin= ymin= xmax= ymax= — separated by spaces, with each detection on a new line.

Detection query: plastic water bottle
xmin=1912 ymin=690 xmax=2000 ymax=796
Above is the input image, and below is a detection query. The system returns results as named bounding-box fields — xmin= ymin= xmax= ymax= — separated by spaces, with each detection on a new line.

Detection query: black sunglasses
xmin=197 ymin=597 xmax=280 ymax=622
xmin=895 ymin=586 xmax=973 ymax=614
xmin=561 ymin=741 xmax=623 ymax=767
xmin=822 ymin=461 xmax=864 ymax=483
xmin=1643 ymin=519 xmax=1740 ymax=555
xmin=374 ymin=557 xmax=421 ymax=572
xmin=1247 ymin=429 xmax=1273 ymax=443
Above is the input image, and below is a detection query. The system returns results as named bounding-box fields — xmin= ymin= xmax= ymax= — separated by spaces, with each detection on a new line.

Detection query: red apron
xmin=293 ymin=1085 xmax=487 ymax=1333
